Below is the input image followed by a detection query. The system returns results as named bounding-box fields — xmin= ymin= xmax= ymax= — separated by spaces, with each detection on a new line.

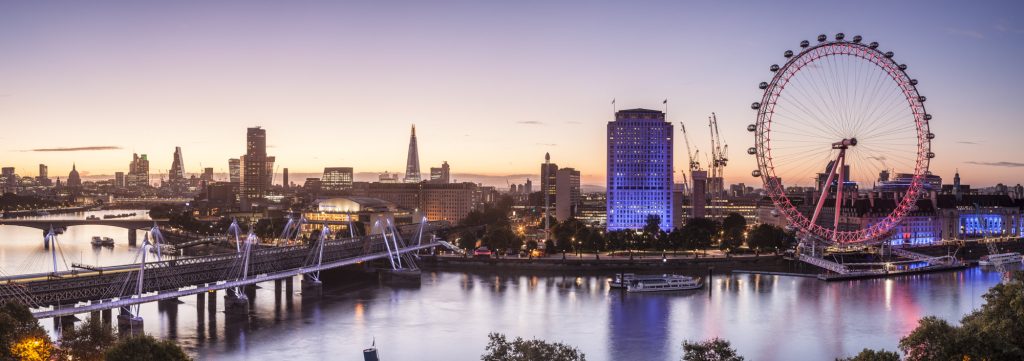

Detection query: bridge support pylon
xmin=223 ymin=288 xmax=250 ymax=316
xmin=116 ymin=307 xmax=143 ymax=336
xmin=128 ymin=230 xmax=137 ymax=247
xmin=301 ymin=274 xmax=322 ymax=297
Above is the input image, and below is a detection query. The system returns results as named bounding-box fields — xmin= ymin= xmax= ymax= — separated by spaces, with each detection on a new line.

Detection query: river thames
xmin=0 ymin=211 xmax=1012 ymax=360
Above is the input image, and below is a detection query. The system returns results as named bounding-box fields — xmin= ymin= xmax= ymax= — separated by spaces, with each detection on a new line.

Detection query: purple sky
xmin=1 ymin=0 xmax=1022 ymax=187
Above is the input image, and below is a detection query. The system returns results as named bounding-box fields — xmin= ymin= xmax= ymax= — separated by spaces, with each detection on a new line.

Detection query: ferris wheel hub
xmin=831 ymin=138 xmax=858 ymax=149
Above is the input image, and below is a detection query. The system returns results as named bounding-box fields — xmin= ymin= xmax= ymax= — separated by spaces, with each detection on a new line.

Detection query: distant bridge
xmin=0 ymin=219 xmax=167 ymax=244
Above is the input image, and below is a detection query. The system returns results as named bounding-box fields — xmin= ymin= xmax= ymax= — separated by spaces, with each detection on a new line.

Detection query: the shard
xmin=403 ymin=125 xmax=421 ymax=183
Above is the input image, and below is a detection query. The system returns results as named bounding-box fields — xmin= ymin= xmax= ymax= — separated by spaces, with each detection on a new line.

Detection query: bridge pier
xmin=223 ymin=288 xmax=250 ymax=316
xmin=117 ymin=307 xmax=143 ymax=336
xmin=302 ymin=274 xmax=322 ymax=297
xmin=128 ymin=230 xmax=137 ymax=246
xmin=285 ymin=276 xmax=294 ymax=295
xmin=101 ymin=308 xmax=112 ymax=327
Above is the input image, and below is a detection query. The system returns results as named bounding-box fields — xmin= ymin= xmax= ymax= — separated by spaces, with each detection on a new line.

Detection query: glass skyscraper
xmin=606 ymin=108 xmax=674 ymax=231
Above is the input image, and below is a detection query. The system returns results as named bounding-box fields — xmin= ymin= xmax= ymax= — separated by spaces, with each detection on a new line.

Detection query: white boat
xmin=609 ymin=273 xmax=668 ymax=288
xmin=978 ymin=252 xmax=1022 ymax=266
xmin=90 ymin=236 xmax=114 ymax=247
xmin=627 ymin=275 xmax=703 ymax=292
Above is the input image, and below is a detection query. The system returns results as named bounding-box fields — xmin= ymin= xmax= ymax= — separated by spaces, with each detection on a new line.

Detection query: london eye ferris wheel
xmin=748 ymin=33 xmax=934 ymax=245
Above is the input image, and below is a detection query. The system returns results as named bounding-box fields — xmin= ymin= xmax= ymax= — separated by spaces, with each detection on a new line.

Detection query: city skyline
xmin=2 ymin=1 xmax=1023 ymax=186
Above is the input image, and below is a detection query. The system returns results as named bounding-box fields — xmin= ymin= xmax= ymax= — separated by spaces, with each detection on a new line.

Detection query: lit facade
xmin=322 ymin=167 xmax=354 ymax=194
xmin=606 ymin=108 xmax=673 ymax=231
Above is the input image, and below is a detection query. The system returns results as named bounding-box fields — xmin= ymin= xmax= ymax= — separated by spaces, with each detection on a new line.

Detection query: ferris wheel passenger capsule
xmin=784 ymin=50 xmax=793 ymax=58
xmin=751 ymin=102 xmax=761 ymax=110
xmin=899 ymin=64 xmax=907 ymax=71
xmin=919 ymin=96 xmax=927 ymax=102
xmin=752 ymin=170 xmax=762 ymax=177
xmin=884 ymin=51 xmax=894 ymax=58
xmin=817 ymin=34 xmax=827 ymax=42
xmin=759 ymin=82 xmax=768 ymax=89
xmin=869 ymin=42 xmax=879 ymax=49
xmin=770 ymin=64 xmax=780 ymax=72
xmin=835 ymin=33 xmax=845 ymax=41
xmin=927 ymin=133 xmax=935 ymax=140
xmin=800 ymin=40 xmax=810 ymax=48
xmin=747 ymin=124 xmax=757 ymax=132
xmin=747 ymin=147 xmax=756 ymax=155
xmin=927 ymin=152 xmax=935 ymax=159
xmin=852 ymin=35 xmax=862 ymax=43
xmin=910 ymin=79 xmax=919 ymax=85
xmin=924 ymin=114 xmax=932 ymax=121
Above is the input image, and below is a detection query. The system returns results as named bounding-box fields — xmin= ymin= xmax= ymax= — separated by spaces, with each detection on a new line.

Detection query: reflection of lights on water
xmin=884 ymin=279 xmax=893 ymax=310
xmin=354 ymin=302 xmax=365 ymax=324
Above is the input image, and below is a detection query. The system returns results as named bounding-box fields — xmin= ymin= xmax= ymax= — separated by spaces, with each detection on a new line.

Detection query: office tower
xmin=403 ymin=125 xmax=421 ymax=183
xmin=169 ymin=146 xmax=185 ymax=180
xmin=243 ymin=127 xmax=268 ymax=202
xmin=429 ymin=161 xmax=450 ymax=184
xmin=266 ymin=156 xmax=276 ymax=189
xmin=543 ymin=153 xmax=553 ymax=240
xmin=38 ymin=164 xmax=50 ymax=186
xmin=128 ymin=153 xmax=150 ymax=187
xmin=2 ymin=167 xmax=15 ymax=188
xmin=524 ymin=179 xmax=532 ymax=194
xmin=555 ymin=167 xmax=581 ymax=222
xmin=541 ymin=159 xmax=558 ymax=205
xmin=322 ymin=167 xmax=354 ymax=194
xmin=202 ymin=167 xmax=214 ymax=182
xmin=115 ymin=172 xmax=125 ymax=188
xmin=229 ymin=158 xmax=241 ymax=183
xmin=283 ymin=168 xmax=289 ymax=188
xmin=606 ymin=108 xmax=673 ymax=231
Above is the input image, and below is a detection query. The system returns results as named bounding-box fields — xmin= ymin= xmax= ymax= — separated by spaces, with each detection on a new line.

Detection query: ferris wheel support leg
xmin=810 ymin=151 xmax=843 ymax=227
xmin=833 ymin=152 xmax=847 ymax=243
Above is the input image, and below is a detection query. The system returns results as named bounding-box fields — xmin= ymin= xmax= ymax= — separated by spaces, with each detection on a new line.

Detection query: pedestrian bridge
xmin=0 ymin=220 xmax=449 ymax=319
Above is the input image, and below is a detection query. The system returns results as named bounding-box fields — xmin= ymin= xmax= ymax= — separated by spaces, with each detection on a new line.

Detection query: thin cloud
xmin=517 ymin=121 xmax=544 ymax=125
xmin=966 ymin=161 xmax=1024 ymax=168
xmin=535 ymin=143 xmax=557 ymax=146
xmin=30 ymin=146 xmax=122 ymax=152
xmin=947 ymin=28 xmax=984 ymax=39
xmin=957 ymin=141 xmax=979 ymax=145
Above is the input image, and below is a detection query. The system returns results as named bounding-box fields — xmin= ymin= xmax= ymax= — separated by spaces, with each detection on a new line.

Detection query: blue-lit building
xmin=606 ymin=108 xmax=673 ymax=231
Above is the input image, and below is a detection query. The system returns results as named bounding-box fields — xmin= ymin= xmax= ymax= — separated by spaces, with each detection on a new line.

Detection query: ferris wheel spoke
xmin=782 ymin=78 xmax=847 ymax=137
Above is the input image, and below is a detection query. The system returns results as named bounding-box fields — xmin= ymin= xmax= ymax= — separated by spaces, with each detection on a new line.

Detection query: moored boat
xmin=609 ymin=273 xmax=668 ymax=288
xmin=626 ymin=274 xmax=703 ymax=292
xmin=978 ymin=252 xmax=1022 ymax=266
xmin=90 ymin=236 xmax=115 ymax=247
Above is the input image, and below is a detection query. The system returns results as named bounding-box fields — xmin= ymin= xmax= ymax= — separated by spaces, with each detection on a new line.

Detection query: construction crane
xmin=708 ymin=113 xmax=728 ymax=193
xmin=679 ymin=121 xmax=702 ymax=172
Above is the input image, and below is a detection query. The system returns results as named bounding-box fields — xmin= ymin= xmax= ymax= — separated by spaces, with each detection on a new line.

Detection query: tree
xmin=836 ymin=348 xmax=900 ymax=361
xmin=667 ymin=228 xmax=686 ymax=255
xmin=681 ymin=337 xmax=744 ymax=361
xmin=58 ymin=316 xmax=117 ymax=361
xmin=720 ymin=213 xmax=746 ymax=252
xmin=483 ymin=225 xmax=522 ymax=255
xmin=104 ymin=335 xmax=191 ymax=361
xmin=482 ymin=332 xmax=586 ymax=361
xmin=0 ymin=301 xmax=53 ymax=361
xmin=899 ymin=272 xmax=1024 ymax=360
xmin=682 ymin=218 xmax=720 ymax=255
xmin=747 ymin=224 xmax=794 ymax=254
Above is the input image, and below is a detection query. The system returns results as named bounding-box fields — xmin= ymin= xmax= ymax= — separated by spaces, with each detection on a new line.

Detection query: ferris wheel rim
xmin=752 ymin=36 xmax=933 ymax=245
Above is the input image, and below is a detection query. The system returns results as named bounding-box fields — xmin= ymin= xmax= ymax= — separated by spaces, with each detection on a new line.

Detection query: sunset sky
xmin=1 ymin=0 xmax=1022 ymax=187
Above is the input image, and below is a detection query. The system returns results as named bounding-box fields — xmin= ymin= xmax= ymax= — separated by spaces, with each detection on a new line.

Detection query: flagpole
xmin=612 ymin=98 xmax=616 ymax=113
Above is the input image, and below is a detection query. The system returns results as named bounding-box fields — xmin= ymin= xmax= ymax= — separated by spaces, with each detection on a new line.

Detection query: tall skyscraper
xmin=115 ymin=172 xmax=125 ymax=188
xmin=430 ymin=161 xmax=450 ymax=184
xmin=403 ymin=125 xmax=421 ymax=183
xmin=229 ymin=158 xmax=241 ymax=183
xmin=606 ymin=108 xmax=673 ymax=231
xmin=282 ymin=168 xmax=289 ymax=188
xmin=322 ymin=167 xmax=354 ymax=194
xmin=169 ymin=146 xmax=185 ymax=180
xmin=541 ymin=160 xmax=558 ymax=205
xmin=243 ymin=127 xmax=268 ymax=203
xmin=127 ymin=153 xmax=150 ymax=187
xmin=690 ymin=170 xmax=707 ymax=219
xmin=524 ymin=179 xmax=532 ymax=194
xmin=556 ymin=167 xmax=581 ymax=222
xmin=37 ymin=164 xmax=50 ymax=186
xmin=2 ymin=167 xmax=15 ymax=189
xmin=202 ymin=167 xmax=214 ymax=182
